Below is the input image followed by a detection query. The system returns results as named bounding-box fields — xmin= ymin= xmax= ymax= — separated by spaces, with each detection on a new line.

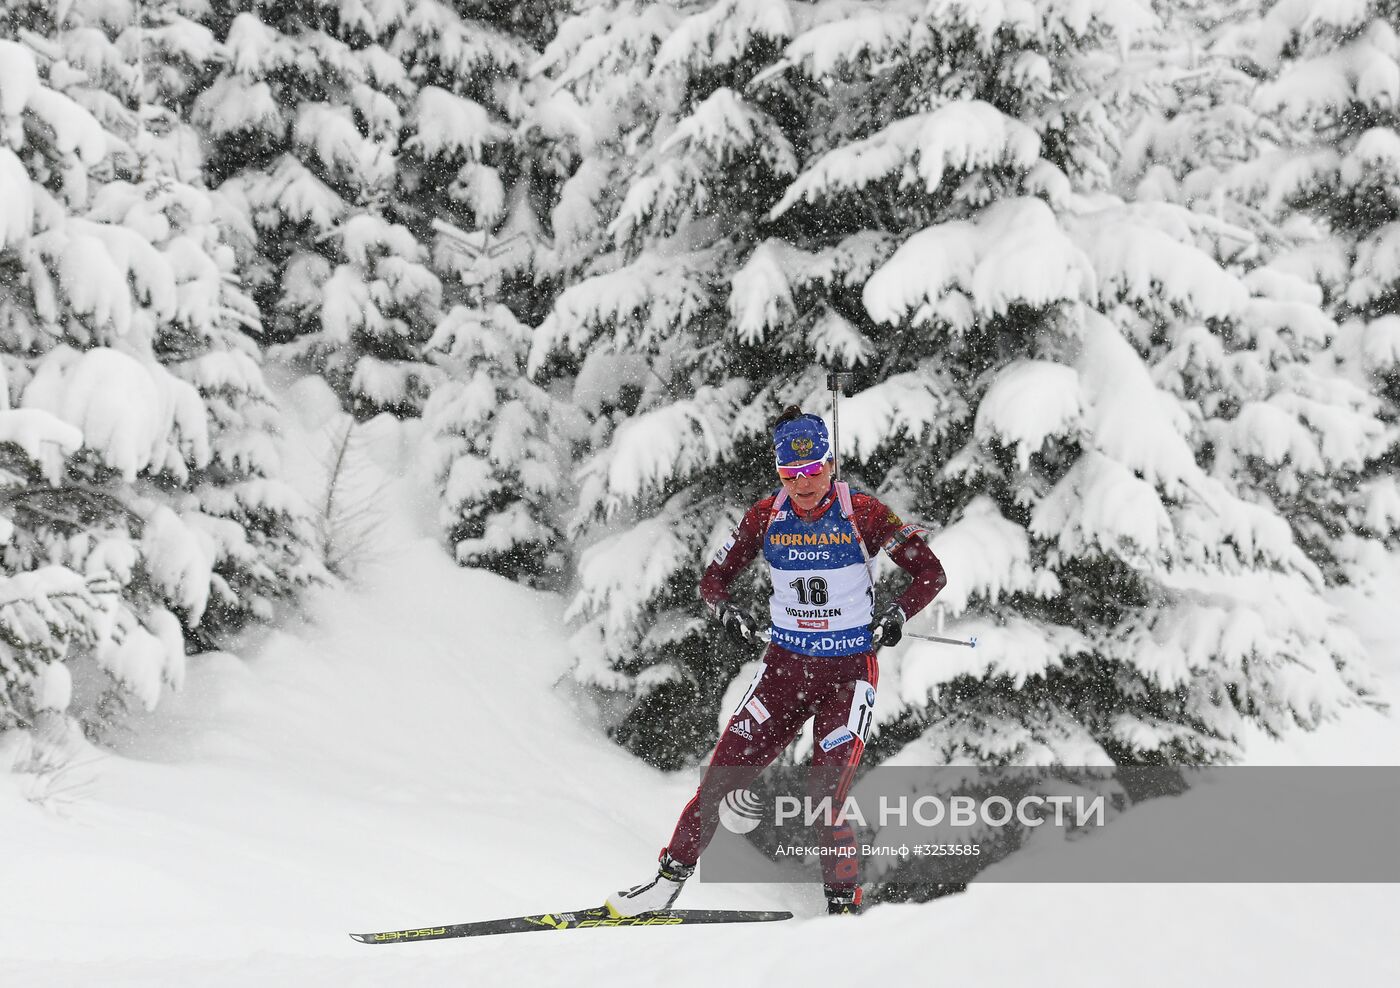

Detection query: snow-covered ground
xmin=1 ymin=397 xmax=1396 ymax=987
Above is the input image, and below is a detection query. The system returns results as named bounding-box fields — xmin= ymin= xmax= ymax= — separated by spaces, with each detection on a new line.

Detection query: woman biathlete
xmin=607 ymin=406 xmax=947 ymax=917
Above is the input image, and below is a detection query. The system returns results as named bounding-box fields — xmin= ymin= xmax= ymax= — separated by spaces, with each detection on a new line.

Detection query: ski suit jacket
xmin=699 ymin=484 xmax=947 ymax=657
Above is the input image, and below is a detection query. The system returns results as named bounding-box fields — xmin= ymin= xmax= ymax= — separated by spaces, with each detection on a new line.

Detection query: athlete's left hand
xmin=871 ymin=603 xmax=906 ymax=647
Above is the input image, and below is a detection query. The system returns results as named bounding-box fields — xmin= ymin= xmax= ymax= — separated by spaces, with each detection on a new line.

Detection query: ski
xmin=350 ymin=906 xmax=793 ymax=943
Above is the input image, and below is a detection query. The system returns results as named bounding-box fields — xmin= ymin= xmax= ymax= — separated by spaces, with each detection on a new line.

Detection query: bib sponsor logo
xmin=784 ymin=607 xmax=842 ymax=618
xmin=820 ymin=727 xmax=855 ymax=752
xmin=768 ymin=532 xmax=853 ymax=547
xmin=787 ymin=548 xmax=831 ymax=561
xmin=811 ymin=634 xmax=868 ymax=651
xmin=769 ymin=628 xmax=869 ymax=652
xmin=797 ymin=618 xmax=828 ymax=630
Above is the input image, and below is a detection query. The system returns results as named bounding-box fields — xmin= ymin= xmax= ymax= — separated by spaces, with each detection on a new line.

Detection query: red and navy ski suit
xmin=664 ymin=483 xmax=947 ymax=893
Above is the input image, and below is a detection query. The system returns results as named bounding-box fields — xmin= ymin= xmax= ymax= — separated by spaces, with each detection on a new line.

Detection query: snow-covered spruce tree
xmin=534 ymin=0 xmax=1381 ymax=778
xmin=532 ymin=0 xmax=829 ymax=768
xmin=193 ymin=1 xmax=446 ymax=417
xmin=420 ymin=302 xmax=579 ymax=586
xmin=397 ymin=1 xmax=585 ymax=577
xmin=1113 ymin=2 xmax=1400 ymax=586
xmin=531 ymin=0 xmax=681 ymax=288
xmin=1202 ymin=0 xmax=1400 ymax=571
xmin=1120 ymin=1 xmax=1270 ymax=233
xmin=0 ymin=9 xmax=317 ymax=740
xmin=130 ymin=0 xmax=325 ymax=642
xmin=192 ymin=2 xmax=578 ymax=580
xmin=758 ymin=0 xmax=1383 ymax=765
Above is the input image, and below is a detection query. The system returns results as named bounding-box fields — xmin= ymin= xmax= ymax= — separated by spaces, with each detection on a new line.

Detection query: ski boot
xmin=826 ymin=885 xmax=863 ymax=915
xmin=605 ymin=850 xmax=695 ymax=917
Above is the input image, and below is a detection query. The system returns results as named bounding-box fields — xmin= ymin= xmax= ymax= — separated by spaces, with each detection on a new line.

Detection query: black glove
xmin=715 ymin=601 xmax=760 ymax=644
xmin=871 ymin=603 xmax=906 ymax=647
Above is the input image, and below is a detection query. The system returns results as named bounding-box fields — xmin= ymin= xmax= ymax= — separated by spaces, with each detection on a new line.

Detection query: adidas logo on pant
xmin=729 ymin=719 xmax=754 ymax=740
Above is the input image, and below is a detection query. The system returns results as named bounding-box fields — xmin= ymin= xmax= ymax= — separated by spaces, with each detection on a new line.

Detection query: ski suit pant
xmin=665 ymin=645 xmax=878 ymax=893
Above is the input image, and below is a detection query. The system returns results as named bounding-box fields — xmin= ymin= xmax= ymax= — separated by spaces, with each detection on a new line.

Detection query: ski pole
xmin=757 ymin=629 xmax=977 ymax=648
xmin=904 ymin=631 xmax=978 ymax=648
xmin=827 ymin=370 xmax=851 ymax=481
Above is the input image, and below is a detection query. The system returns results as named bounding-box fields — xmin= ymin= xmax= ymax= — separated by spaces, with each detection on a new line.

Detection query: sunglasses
xmin=777 ymin=460 xmax=827 ymax=479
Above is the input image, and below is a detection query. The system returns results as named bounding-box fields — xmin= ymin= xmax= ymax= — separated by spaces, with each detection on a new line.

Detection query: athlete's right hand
xmin=715 ymin=601 xmax=760 ymax=643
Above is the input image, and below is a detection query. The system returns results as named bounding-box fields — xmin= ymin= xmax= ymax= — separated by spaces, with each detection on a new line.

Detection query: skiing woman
xmin=607 ymin=406 xmax=948 ymax=917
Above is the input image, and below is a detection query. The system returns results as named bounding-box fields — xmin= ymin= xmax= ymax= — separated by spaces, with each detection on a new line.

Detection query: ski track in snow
xmin=1 ymin=409 xmax=1397 ymax=986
